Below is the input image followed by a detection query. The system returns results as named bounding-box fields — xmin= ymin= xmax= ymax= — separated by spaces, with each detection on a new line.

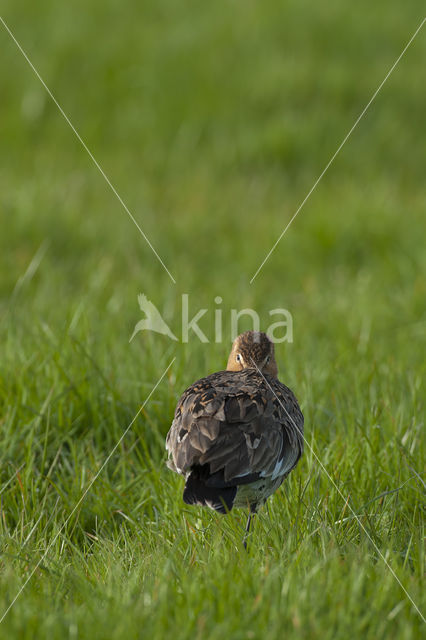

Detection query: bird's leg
xmin=243 ymin=514 xmax=252 ymax=550
xmin=243 ymin=505 xmax=257 ymax=550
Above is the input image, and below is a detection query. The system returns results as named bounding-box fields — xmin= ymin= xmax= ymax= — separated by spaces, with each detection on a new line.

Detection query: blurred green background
xmin=0 ymin=1 xmax=425 ymax=638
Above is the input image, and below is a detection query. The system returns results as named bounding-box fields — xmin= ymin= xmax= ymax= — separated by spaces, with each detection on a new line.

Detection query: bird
xmin=166 ymin=331 xmax=304 ymax=547
xmin=129 ymin=294 xmax=178 ymax=342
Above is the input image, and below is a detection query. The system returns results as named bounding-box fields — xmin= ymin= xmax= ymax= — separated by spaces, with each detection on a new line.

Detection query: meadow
xmin=0 ymin=1 xmax=425 ymax=638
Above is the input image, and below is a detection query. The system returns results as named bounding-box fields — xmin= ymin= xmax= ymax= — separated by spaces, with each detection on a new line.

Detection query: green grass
xmin=0 ymin=1 xmax=425 ymax=638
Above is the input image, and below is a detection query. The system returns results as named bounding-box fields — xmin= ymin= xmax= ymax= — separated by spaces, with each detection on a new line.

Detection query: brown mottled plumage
xmin=166 ymin=331 xmax=304 ymax=540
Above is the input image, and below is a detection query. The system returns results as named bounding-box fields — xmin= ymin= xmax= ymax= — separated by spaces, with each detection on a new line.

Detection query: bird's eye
xmin=265 ymin=356 xmax=270 ymax=364
xmin=236 ymin=354 xmax=242 ymax=363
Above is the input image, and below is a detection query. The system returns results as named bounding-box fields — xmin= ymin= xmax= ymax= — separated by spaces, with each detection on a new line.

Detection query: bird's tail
xmin=183 ymin=468 xmax=236 ymax=514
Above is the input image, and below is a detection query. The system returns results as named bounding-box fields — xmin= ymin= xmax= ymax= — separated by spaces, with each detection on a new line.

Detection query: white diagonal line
xmin=251 ymin=359 xmax=425 ymax=623
xmin=0 ymin=358 xmax=175 ymax=624
xmin=0 ymin=16 xmax=176 ymax=284
xmin=0 ymin=465 xmax=24 ymax=497
xmin=250 ymin=17 xmax=426 ymax=283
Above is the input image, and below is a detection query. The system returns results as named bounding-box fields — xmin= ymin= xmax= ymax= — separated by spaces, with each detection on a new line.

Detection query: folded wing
xmin=166 ymin=370 xmax=304 ymax=496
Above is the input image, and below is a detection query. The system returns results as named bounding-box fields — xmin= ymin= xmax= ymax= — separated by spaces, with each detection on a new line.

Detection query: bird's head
xmin=226 ymin=331 xmax=278 ymax=377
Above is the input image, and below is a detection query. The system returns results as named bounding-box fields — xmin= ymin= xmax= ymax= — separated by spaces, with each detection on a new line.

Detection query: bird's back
xmin=166 ymin=369 xmax=304 ymax=513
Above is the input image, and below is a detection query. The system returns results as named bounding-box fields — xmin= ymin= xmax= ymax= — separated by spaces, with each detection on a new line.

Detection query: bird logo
xmin=129 ymin=294 xmax=178 ymax=342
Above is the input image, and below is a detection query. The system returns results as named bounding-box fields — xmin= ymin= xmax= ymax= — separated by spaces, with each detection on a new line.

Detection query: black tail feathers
xmin=183 ymin=467 xmax=236 ymax=514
